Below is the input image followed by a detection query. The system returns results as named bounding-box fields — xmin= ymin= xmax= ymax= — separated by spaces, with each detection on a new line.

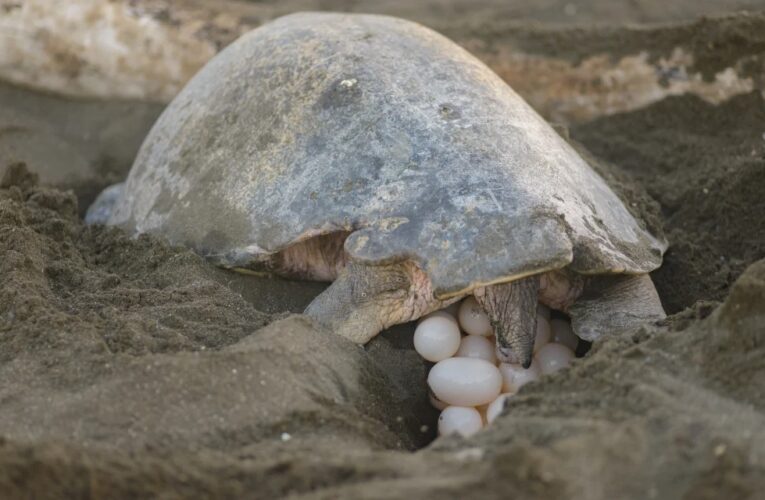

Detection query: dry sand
xmin=0 ymin=1 xmax=764 ymax=498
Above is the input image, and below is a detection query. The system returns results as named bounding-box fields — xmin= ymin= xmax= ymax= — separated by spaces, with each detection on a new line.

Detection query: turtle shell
xmin=109 ymin=13 xmax=666 ymax=298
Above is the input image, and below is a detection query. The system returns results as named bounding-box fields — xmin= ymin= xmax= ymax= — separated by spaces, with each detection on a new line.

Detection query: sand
xmin=1 ymin=1 xmax=764 ymax=498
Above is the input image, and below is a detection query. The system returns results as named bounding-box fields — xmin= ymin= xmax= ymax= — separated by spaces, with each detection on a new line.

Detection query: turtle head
xmin=475 ymin=276 xmax=539 ymax=369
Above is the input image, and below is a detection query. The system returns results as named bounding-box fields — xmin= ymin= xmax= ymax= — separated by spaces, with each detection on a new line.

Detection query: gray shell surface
xmin=110 ymin=13 xmax=666 ymax=298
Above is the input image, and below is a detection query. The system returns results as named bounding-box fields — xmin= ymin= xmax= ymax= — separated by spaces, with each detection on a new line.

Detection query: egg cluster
xmin=414 ymin=297 xmax=580 ymax=438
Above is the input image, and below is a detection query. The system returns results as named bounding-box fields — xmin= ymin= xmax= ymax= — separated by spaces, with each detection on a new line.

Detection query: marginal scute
xmin=347 ymin=213 xmax=575 ymax=297
xmin=107 ymin=13 xmax=666 ymax=288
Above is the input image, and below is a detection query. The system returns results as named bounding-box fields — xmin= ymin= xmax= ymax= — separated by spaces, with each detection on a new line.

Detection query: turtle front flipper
xmin=568 ymin=274 xmax=665 ymax=342
xmin=305 ymin=262 xmax=414 ymax=343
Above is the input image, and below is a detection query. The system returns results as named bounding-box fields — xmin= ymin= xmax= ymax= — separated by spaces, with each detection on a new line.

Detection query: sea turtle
xmin=87 ymin=12 xmax=667 ymax=367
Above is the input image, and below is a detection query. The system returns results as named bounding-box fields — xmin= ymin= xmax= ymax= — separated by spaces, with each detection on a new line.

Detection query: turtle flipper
xmin=568 ymin=274 xmax=665 ymax=342
xmin=305 ymin=262 xmax=411 ymax=344
xmin=85 ymin=182 xmax=124 ymax=225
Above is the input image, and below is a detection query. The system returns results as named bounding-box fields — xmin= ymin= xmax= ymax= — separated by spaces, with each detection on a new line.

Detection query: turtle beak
xmin=496 ymin=327 xmax=535 ymax=368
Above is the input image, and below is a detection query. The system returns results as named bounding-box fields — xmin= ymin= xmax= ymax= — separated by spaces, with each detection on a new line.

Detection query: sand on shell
xmin=1 ymin=2 xmax=765 ymax=499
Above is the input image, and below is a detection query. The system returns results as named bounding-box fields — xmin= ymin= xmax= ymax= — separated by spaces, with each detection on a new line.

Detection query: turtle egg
xmin=534 ymin=314 xmax=551 ymax=353
xmin=535 ymin=343 xmax=575 ymax=375
xmin=550 ymin=319 xmax=579 ymax=351
xmin=458 ymin=296 xmax=492 ymax=336
xmin=438 ymin=406 xmax=483 ymax=437
xmin=455 ymin=335 xmax=497 ymax=363
xmin=414 ymin=316 xmax=461 ymax=362
xmin=429 ymin=390 xmax=448 ymax=411
xmin=428 ymin=357 xmax=503 ymax=407
xmin=418 ymin=310 xmax=458 ymax=326
xmin=498 ymin=360 xmax=541 ymax=393
xmin=486 ymin=393 xmax=513 ymax=424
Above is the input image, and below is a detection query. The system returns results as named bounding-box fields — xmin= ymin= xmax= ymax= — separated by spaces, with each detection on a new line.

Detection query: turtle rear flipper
xmin=568 ymin=274 xmax=665 ymax=342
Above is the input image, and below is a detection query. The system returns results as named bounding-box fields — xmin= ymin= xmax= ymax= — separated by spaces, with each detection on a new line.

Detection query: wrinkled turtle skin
xmin=90 ymin=13 xmax=667 ymax=365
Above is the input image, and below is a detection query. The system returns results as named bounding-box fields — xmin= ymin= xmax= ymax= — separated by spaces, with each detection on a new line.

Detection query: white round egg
xmin=417 ymin=310 xmax=458 ymax=326
xmin=534 ymin=314 xmax=551 ymax=353
xmin=429 ymin=390 xmax=448 ymax=411
xmin=438 ymin=406 xmax=483 ymax=437
xmin=428 ymin=357 xmax=503 ymax=407
xmin=455 ymin=335 xmax=497 ymax=363
xmin=535 ymin=342 xmax=575 ymax=375
xmin=458 ymin=296 xmax=492 ymax=336
xmin=498 ymin=360 xmax=541 ymax=393
xmin=486 ymin=393 xmax=513 ymax=424
xmin=550 ymin=318 xmax=579 ymax=351
xmin=413 ymin=316 xmax=462 ymax=362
